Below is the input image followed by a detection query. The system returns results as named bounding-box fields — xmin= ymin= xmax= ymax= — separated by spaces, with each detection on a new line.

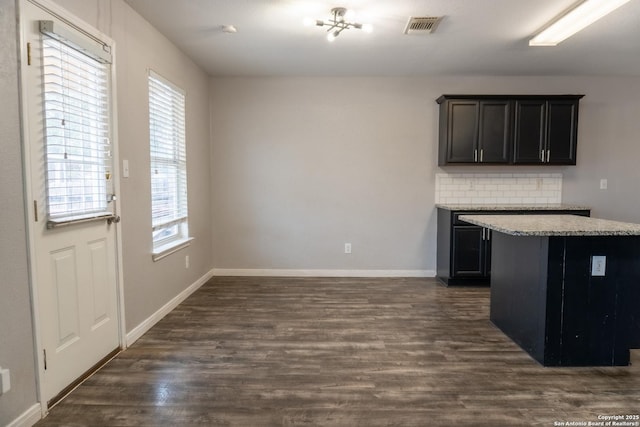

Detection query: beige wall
xmin=561 ymin=77 xmax=640 ymax=222
xmin=0 ymin=1 xmax=39 ymax=424
xmin=210 ymin=78 xmax=437 ymax=273
xmin=210 ymin=76 xmax=640 ymax=272
xmin=2 ymin=1 xmax=213 ymax=421
xmin=52 ymin=0 xmax=214 ymax=330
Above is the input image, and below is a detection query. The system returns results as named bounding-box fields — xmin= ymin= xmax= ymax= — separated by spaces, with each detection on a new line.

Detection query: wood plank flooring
xmin=36 ymin=277 xmax=640 ymax=426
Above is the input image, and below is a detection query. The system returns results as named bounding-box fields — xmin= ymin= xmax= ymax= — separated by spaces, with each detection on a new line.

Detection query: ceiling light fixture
xmin=529 ymin=0 xmax=632 ymax=46
xmin=309 ymin=7 xmax=372 ymax=41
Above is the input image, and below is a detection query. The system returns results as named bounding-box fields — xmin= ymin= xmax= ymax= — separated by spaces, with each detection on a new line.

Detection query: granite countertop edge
xmin=436 ymin=203 xmax=591 ymax=211
xmin=459 ymin=214 xmax=640 ymax=237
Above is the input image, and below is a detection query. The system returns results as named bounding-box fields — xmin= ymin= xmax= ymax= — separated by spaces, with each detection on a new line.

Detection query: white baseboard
xmin=211 ymin=269 xmax=435 ymax=278
xmin=126 ymin=269 xmax=215 ymax=346
xmin=7 ymin=403 xmax=42 ymax=427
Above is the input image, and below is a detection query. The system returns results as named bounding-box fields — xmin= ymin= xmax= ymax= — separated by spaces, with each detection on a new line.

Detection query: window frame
xmin=148 ymin=70 xmax=191 ymax=260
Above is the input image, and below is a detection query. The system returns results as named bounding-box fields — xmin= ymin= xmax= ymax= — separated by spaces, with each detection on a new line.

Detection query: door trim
xmin=18 ymin=0 xmax=125 ymax=417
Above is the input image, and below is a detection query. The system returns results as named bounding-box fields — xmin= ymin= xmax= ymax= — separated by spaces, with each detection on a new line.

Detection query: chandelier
xmin=311 ymin=7 xmax=372 ymax=41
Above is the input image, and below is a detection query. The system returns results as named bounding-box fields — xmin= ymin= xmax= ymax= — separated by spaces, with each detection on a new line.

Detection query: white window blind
xmin=42 ymin=35 xmax=112 ymax=221
xmin=148 ymin=71 xmax=189 ymax=250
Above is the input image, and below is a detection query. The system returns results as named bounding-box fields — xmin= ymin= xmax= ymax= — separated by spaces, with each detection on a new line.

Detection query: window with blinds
xmin=42 ymin=35 xmax=112 ymax=221
xmin=148 ymin=71 xmax=189 ymax=252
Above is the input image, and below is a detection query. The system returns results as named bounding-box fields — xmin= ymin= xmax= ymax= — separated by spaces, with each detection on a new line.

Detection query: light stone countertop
xmin=436 ymin=203 xmax=590 ymax=211
xmin=458 ymin=214 xmax=640 ymax=237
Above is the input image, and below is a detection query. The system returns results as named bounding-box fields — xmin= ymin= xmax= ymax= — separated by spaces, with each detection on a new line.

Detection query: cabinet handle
xmin=487 ymin=229 xmax=491 ymax=241
xmin=480 ymin=149 xmax=484 ymax=162
xmin=474 ymin=149 xmax=478 ymax=163
xmin=482 ymin=228 xmax=486 ymax=240
xmin=541 ymin=149 xmax=545 ymax=162
xmin=547 ymin=150 xmax=550 ymax=162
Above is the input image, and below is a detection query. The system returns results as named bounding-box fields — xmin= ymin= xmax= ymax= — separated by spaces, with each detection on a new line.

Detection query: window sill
xmin=152 ymin=237 xmax=194 ymax=262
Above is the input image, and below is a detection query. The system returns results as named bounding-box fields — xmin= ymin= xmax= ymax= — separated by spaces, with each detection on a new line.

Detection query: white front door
xmin=21 ymin=0 xmax=121 ymax=405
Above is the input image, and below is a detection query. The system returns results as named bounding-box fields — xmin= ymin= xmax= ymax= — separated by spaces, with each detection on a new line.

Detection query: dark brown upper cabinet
xmin=513 ymin=99 xmax=581 ymax=164
xmin=437 ymin=95 xmax=583 ymax=166
xmin=439 ymin=99 xmax=511 ymax=164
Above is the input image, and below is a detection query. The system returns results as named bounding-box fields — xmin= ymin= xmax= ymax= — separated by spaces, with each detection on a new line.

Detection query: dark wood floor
xmin=36 ymin=277 xmax=640 ymax=426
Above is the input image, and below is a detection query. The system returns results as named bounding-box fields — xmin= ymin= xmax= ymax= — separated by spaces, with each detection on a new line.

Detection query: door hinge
xmin=27 ymin=42 xmax=32 ymax=66
xmin=43 ymin=349 xmax=47 ymax=370
xmin=34 ymin=200 xmax=38 ymax=222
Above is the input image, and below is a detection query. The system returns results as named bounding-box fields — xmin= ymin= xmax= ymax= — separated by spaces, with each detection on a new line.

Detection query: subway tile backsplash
xmin=435 ymin=173 xmax=562 ymax=205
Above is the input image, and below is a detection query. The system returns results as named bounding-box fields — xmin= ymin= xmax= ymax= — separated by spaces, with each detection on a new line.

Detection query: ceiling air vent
xmin=403 ymin=16 xmax=443 ymax=35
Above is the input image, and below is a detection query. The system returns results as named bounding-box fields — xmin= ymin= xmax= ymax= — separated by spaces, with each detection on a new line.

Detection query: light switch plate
xmin=591 ymin=255 xmax=606 ymax=276
xmin=122 ymin=159 xmax=130 ymax=178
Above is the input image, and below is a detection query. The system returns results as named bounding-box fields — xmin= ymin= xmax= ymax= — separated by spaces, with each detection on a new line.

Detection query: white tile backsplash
xmin=435 ymin=173 xmax=562 ymax=204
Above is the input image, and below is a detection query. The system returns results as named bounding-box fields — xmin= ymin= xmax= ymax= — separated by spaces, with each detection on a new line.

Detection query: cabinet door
xmin=513 ymin=100 xmax=546 ymax=164
xmin=452 ymin=226 xmax=485 ymax=277
xmin=478 ymin=101 xmax=511 ymax=163
xmin=445 ymin=101 xmax=479 ymax=163
xmin=547 ymin=100 xmax=578 ymax=165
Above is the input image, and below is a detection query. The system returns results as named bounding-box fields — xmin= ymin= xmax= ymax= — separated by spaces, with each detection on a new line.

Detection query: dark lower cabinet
xmin=451 ymin=225 xmax=489 ymax=277
xmin=437 ymin=208 xmax=590 ymax=286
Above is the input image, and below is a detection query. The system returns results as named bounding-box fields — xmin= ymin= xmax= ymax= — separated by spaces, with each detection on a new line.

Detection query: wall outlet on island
xmin=591 ymin=255 xmax=606 ymax=276
xmin=344 ymin=243 xmax=352 ymax=254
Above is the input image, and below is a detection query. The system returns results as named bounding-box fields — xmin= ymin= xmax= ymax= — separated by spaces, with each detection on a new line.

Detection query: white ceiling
xmin=124 ymin=0 xmax=640 ymax=77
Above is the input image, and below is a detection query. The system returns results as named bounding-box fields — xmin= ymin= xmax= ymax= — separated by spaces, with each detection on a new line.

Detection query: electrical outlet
xmin=185 ymin=255 xmax=190 ymax=269
xmin=344 ymin=243 xmax=352 ymax=254
xmin=0 ymin=366 xmax=10 ymax=395
xmin=591 ymin=255 xmax=606 ymax=276
xmin=600 ymin=179 xmax=608 ymax=190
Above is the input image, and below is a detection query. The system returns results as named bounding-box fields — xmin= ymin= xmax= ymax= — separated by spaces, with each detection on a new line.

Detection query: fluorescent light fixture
xmin=529 ymin=0 xmax=632 ymax=46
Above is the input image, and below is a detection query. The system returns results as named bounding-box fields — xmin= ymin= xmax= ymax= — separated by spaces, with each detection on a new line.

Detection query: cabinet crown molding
xmin=436 ymin=94 xmax=584 ymax=104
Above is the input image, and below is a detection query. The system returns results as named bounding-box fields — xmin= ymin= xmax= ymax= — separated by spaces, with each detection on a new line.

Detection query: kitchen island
xmin=459 ymin=214 xmax=640 ymax=367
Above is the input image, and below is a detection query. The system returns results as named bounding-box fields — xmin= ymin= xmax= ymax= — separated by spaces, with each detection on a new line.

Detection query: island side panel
xmin=623 ymin=237 xmax=640 ymax=348
xmin=543 ymin=237 xmax=565 ymax=365
xmin=554 ymin=236 xmax=638 ymax=366
xmin=558 ymin=237 xmax=617 ymax=366
xmin=611 ymin=236 xmax=640 ymax=349
xmin=489 ymin=233 xmax=549 ymax=364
